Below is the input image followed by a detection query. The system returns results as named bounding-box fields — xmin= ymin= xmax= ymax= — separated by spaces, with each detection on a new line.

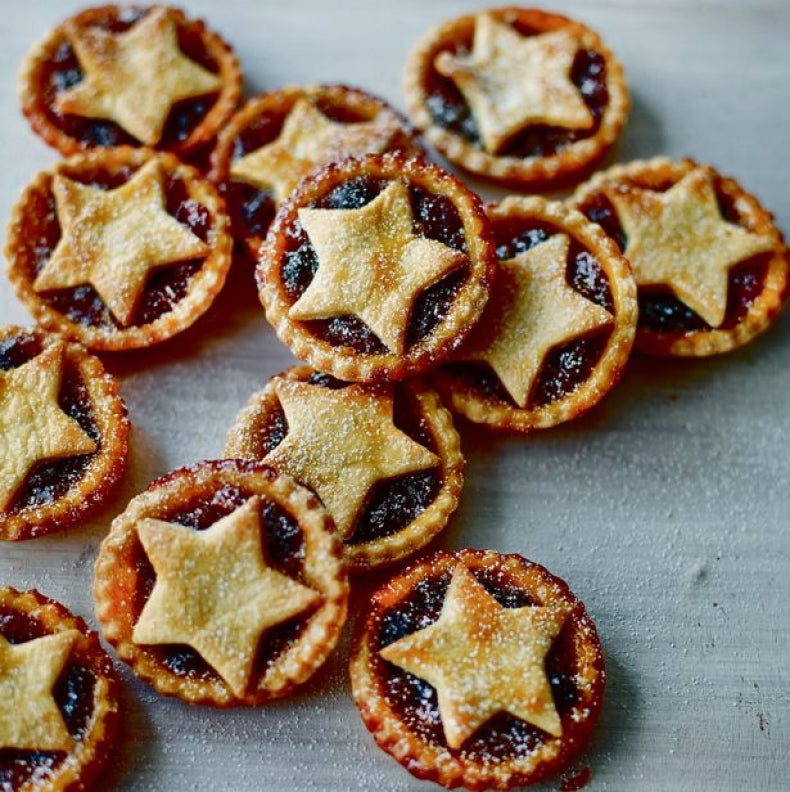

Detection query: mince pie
xmin=258 ymin=153 xmax=496 ymax=382
xmin=93 ymin=459 xmax=349 ymax=706
xmin=209 ymin=84 xmax=424 ymax=261
xmin=404 ymin=7 xmax=629 ymax=188
xmin=19 ymin=4 xmax=241 ymax=157
xmin=350 ymin=550 xmax=605 ymax=790
xmin=6 ymin=147 xmax=232 ymax=351
xmin=224 ymin=366 xmax=464 ymax=571
xmin=434 ymin=196 xmax=637 ymax=432
xmin=569 ymin=157 xmax=790 ymax=355
xmin=0 ymin=325 xmax=129 ymax=541
xmin=0 ymin=586 xmax=121 ymax=792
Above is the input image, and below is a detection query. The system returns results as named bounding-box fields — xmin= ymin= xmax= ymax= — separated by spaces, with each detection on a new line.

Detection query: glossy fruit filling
xmin=281 ymin=175 xmax=470 ymax=353
xmin=577 ymin=180 xmax=771 ymax=333
xmin=38 ymin=8 xmax=221 ymax=149
xmin=131 ymin=486 xmax=315 ymax=684
xmin=247 ymin=372 xmax=442 ymax=546
xmin=0 ymin=333 xmax=99 ymax=515
xmin=0 ymin=608 xmax=95 ymax=789
xmin=373 ymin=567 xmax=585 ymax=760
xmin=225 ymin=100 xmax=383 ymax=252
xmin=452 ymin=219 xmax=613 ymax=409
xmin=425 ymin=22 xmax=608 ymax=157
xmin=18 ymin=164 xmax=210 ymax=330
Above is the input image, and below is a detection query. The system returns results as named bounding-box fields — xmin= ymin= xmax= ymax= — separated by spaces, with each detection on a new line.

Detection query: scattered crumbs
xmin=559 ymin=766 xmax=592 ymax=791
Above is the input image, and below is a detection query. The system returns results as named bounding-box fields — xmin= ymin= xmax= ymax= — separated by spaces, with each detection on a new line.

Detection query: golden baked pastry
xmin=224 ymin=366 xmax=464 ymax=570
xmin=434 ymin=196 xmax=637 ymax=432
xmin=404 ymin=7 xmax=628 ymax=188
xmin=210 ymin=84 xmax=423 ymax=260
xmin=0 ymin=325 xmax=128 ymax=541
xmin=0 ymin=586 xmax=121 ymax=791
xmin=258 ymin=153 xmax=496 ymax=382
xmin=569 ymin=157 xmax=789 ymax=355
xmin=94 ymin=460 xmax=349 ymax=706
xmin=6 ymin=147 xmax=232 ymax=351
xmin=19 ymin=4 xmax=241 ymax=157
xmin=350 ymin=549 xmax=605 ymax=789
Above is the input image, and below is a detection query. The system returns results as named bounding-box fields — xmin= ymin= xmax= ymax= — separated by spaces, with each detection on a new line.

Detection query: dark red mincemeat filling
xmin=40 ymin=8 xmax=221 ymax=150
xmin=577 ymin=182 xmax=772 ymax=333
xmin=450 ymin=220 xmax=613 ymax=409
xmin=225 ymin=100 xmax=386 ymax=252
xmin=20 ymin=165 xmax=211 ymax=330
xmin=0 ymin=607 xmax=96 ymax=789
xmin=248 ymin=372 xmax=442 ymax=546
xmin=0 ymin=333 xmax=99 ymax=515
xmin=373 ymin=567 xmax=588 ymax=760
xmin=425 ymin=22 xmax=608 ymax=157
xmin=281 ymin=175 xmax=470 ymax=353
xmin=132 ymin=486 xmax=317 ymax=683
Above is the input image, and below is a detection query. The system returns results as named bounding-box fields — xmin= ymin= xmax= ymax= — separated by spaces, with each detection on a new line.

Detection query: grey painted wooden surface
xmin=1 ymin=1 xmax=788 ymax=789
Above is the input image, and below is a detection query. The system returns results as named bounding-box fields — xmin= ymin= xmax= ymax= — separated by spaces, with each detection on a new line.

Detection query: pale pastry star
xmin=0 ymin=630 xmax=80 ymax=751
xmin=264 ymin=379 xmax=438 ymax=540
xmin=289 ymin=180 xmax=466 ymax=353
xmin=132 ymin=497 xmax=320 ymax=697
xmin=435 ymin=14 xmax=593 ymax=154
xmin=34 ymin=159 xmax=209 ymax=327
xmin=0 ymin=343 xmax=97 ymax=512
xmin=231 ymin=98 xmax=398 ymax=203
xmin=604 ymin=168 xmax=777 ymax=327
xmin=380 ymin=564 xmax=570 ymax=749
xmin=461 ymin=234 xmax=612 ymax=407
xmin=56 ymin=7 xmax=221 ymax=145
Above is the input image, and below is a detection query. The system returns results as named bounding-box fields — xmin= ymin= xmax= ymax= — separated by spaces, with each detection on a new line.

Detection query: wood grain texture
xmin=1 ymin=1 xmax=788 ymax=790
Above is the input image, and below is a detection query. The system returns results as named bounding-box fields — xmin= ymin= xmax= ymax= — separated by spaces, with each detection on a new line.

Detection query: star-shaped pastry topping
xmin=33 ymin=159 xmax=210 ymax=327
xmin=231 ymin=98 xmax=398 ymax=204
xmin=132 ymin=497 xmax=320 ymax=697
xmin=380 ymin=564 xmax=570 ymax=749
xmin=264 ymin=379 xmax=438 ymax=539
xmin=0 ymin=630 xmax=80 ymax=751
xmin=55 ymin=7 xmax=222 ymax=145
xmin=0 ymin=343 xmax=97 ymax=512
xmin=604 ymin=168 xmax=777 ymax=327
xmin=460 ymin=234 xmax=612 ymax=407
xmin=435 ymin=14 xmax=593 ymax=154
xmin=289 ymin=180 xmax=465 ymax=353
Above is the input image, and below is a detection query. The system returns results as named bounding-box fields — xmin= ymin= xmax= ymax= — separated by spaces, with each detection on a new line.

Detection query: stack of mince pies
xmin=1 ymin=4 xmax=787 ymax=792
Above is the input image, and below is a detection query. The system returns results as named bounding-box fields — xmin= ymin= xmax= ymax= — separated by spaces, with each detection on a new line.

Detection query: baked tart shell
xmin=350 ymin=549 xmax=605 ymax=790
xmin=224 ymin=365 xmax=465 ymax=571
xmin=569 ymin=156 xmax=790 ymax=356
xmin=18 ymin=4 xmax=242 ymax=158
xmin=93 ymin=459 xmax=349 ymax=706
xmin=6 ymin=146 xmax=232 ymax=351
xmin=0 ymin=325 xmax=129 ymax=541
xmin=403 ymin=6 xmax=629 ymax=189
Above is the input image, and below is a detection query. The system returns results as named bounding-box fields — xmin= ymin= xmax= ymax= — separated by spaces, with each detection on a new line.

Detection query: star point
xmin=461 ymin=234 xmax=612 ymax=407
xmin=132 ymin=497 xmax=320 ymax=698
xmin=605 ymin=168 xmax=777 ymax=327
xmin=435 ymin=14 xmax=593 ymax=154
xmin=56 ymin=7 xmax=222 ymax=145
xmin=0 ymin=629 xmax=80 ymax=751
xmin=34 ymin=159 xmax=209 ymax=326
xmin=264 ymin=379 xmax=438 ymax=539
xmin=231 ymin=98 xmax=398 ymax=203
xmin=380 ymin=564 xmax=569 ymax=749
xmin=289 ymin=180 xmax=465 ymax=353
xmin=0 ymin=343 xmax=97 ymax=512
